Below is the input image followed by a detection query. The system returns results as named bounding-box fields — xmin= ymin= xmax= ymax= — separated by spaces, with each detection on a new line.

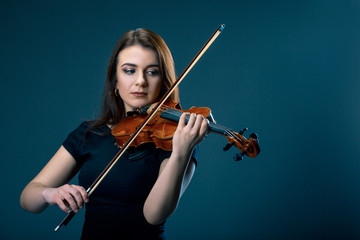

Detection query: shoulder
xmin=69 ymin=121 xmax=110 ymax=137
xmin=63 ymin=121 xmax=89 ymax=142
xmin=74 ymin=121 xmax=90 ymax=133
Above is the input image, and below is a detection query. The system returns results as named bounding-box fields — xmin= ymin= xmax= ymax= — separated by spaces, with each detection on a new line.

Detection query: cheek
xmin=116 ymin=74 xmax=129 ymax=90
xmin=153 ymin=79 xmax=162 ymax=97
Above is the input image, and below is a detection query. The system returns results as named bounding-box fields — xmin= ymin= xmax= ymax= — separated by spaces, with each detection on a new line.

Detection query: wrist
xmin=42 ymin=187 xmax=54 ymax=206
xmin=170 ymin=149 xmax=192 ymax=165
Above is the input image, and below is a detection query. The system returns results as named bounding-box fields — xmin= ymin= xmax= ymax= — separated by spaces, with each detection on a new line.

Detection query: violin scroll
xmin=224 ymin=130 xmax=260 ymax=161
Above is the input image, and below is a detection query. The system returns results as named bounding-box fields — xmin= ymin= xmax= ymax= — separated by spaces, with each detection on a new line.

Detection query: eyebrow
xmin=121 ymin=63 xmax=136 ymax=67
xmin=120 ymin=63 xmax=160 ymax=68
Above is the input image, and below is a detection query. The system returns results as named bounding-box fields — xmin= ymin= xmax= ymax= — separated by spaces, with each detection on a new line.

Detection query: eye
xmin=123 ymin=68 xmax=135 ymax=75
xmin=147 ymin=69 xmax=159 ymax=76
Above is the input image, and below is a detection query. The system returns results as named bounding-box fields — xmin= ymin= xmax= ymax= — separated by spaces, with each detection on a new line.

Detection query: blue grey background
xmin=1 ymin=0 xmax=359 ymax=239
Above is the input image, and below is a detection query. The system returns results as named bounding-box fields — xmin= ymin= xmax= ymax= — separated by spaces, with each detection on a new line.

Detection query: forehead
xmin=117 ymin=45 xmax=158 ymax=65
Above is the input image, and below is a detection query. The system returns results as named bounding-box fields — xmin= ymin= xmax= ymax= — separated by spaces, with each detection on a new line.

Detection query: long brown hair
xmin=88 ymin=28 xmax=179 ymax=132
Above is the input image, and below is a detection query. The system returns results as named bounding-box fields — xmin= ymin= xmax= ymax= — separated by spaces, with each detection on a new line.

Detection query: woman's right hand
xmin=43 ymin=184 xmax=89 ymax=213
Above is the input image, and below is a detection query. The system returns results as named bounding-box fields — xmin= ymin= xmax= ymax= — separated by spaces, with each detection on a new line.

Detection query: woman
xmin=20 ymin=28 xmax=208 ymax=239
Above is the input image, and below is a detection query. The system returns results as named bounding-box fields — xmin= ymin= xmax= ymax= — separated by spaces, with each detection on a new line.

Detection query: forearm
xmin=143 ymin=113 xmax=207 ymax=225
xmin=20 ymin=182 xmax=50 ymax=214
xmin=143 ymin=151 xmax=193 ymax=225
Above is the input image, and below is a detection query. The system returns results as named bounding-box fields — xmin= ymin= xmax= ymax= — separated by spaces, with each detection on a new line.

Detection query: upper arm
xmin=29 ymin=145 xmax=80 ymax=188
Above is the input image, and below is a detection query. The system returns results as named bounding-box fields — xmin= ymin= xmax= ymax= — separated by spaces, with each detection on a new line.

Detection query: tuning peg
xmin=223 ymin=142 xmax=234 ymax=151
xmin=249 ymin=133 xmax=258 ymax=140
xmin=234 ymin=152 xmax=245 ymax=161
xmin=239 ymin=128 xmax=248 ymax=134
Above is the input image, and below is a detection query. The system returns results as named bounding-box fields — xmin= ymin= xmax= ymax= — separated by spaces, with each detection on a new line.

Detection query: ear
xmin=114 ymin=76 xmax=118 ymax=89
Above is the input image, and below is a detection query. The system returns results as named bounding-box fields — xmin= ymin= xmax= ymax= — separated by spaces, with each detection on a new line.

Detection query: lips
xmin=131 ymin=92 xmax=147 ymax=97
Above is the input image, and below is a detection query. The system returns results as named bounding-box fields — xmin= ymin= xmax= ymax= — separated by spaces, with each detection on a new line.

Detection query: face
xmin=116 ymin=45 xmax=162 ymax=112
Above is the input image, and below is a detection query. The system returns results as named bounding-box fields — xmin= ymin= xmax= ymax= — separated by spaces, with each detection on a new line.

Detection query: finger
xmin=57 ymin=195 xmax=71 ymax=213
xmin=61 ymin=191 xmax=80 ymax=212
xmin=68 ymin=185 xmax=86 ymax=208
xmin=178 ymin=112 xmax=189 ymax=128
xmin=58 ymin=186 xmax=82 ymax=213
xmin=200 ymin=118 xmax=210 ymax=138
xmin=186 ymin=113 xmax=197 ymax=128
xmin=192 ymin=114 xmax=205 ymax=132
xmin=72 ymin=185 xmax=89 ymax=203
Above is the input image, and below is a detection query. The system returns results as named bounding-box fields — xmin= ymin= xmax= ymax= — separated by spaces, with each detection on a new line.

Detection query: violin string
xmin=158 ymin=105 xmax=247 ymax=150
xmin=159 ymin=104 xmax=171 ymax=112
xmin=225 ymin=129 xmax=244 ymax=145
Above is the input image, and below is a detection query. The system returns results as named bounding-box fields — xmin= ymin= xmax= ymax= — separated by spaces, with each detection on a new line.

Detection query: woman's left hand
xmin=171 ymin=113 xmax=209 ymax=158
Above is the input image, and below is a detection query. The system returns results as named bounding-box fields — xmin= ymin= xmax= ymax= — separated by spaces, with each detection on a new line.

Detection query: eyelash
xmin=122 ymin=68 xmax=159 ymax=76
xmin=147 ymin=69 xmax=159 ymax=76
xmin=123 ymin=69 xmax=135 ymax=75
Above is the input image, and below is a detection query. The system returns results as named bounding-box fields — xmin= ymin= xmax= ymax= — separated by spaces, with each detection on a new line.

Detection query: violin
xmin=55 ymin=24 xmax=260 ymax=232
xmin=112 ymin=99 xmax=260 ymax=160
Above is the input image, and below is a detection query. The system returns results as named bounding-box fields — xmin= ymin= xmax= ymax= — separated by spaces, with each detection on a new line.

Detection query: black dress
xmin=63 ymin=121 xmax=198 ymax=239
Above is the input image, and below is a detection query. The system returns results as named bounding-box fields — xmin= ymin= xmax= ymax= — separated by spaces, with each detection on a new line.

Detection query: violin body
xmin=111 ymin=99 xmax=212 ymax=151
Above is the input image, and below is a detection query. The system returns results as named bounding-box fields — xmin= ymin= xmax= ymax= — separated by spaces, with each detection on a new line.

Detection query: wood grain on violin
xmin=112 ymin=99 xmax=260 ymax=159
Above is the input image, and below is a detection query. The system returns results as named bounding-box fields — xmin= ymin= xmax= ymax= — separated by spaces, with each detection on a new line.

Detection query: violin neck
xmin=160 ymin=108 xmax=231 ymax=136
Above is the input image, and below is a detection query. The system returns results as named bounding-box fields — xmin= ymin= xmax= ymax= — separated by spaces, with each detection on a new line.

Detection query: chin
xmin=131 ymin=100 xmax=152 ymax=109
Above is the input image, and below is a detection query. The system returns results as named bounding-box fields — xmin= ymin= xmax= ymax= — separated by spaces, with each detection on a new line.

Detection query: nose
xmin=135 ymin=72 xmax=147 ymax=87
